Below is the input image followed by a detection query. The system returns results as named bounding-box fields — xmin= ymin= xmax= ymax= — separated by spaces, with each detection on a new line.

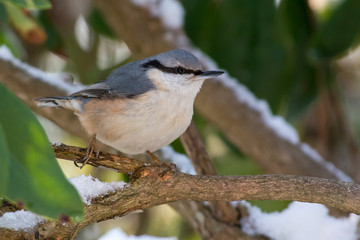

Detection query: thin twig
xmin=52 ymin=143 xmax=145 ymax=173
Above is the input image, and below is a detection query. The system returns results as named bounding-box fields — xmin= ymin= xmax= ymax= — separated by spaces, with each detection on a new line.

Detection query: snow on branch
xmin=0 ymin=210 xmax=44 ymax=231
xmin=0 ymin=46 xmax=81 ymax=94
xmin=69 ymin=175 xmax=128 ymax=205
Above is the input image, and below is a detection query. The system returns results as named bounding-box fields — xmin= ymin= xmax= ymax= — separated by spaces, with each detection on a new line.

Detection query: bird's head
xmin=141 ymin=49 xmax=224 ymax=94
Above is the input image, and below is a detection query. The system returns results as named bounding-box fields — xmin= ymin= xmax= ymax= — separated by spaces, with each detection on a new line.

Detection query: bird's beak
xmin=196 ymin=70 xmax=224 ymax=80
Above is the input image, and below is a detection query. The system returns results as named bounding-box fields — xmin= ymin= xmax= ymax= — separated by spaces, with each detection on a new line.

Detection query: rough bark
xmin=2 ymin=144 xmax=359 ymax=239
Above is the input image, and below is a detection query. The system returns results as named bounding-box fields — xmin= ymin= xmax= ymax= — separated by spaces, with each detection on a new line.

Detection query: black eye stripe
xmin=142 ymin=60 xmax=202 ymax=75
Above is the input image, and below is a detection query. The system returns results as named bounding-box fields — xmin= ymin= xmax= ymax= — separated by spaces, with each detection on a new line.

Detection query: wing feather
xmin=70 ymin=60 xmax=156 ymax=99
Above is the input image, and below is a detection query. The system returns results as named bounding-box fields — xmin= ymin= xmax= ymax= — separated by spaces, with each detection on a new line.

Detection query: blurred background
xmin=1 ymin=0 xmax=360 ymax=239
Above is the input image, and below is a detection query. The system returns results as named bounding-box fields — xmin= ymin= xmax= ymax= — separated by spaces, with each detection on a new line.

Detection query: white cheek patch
xmin=146 ymin=68 xmax=166 ymax=91
xmin=162 ymin=72 xmax=191 ymax=88
xmin=146 ymin=68 xmax=205 ymax=96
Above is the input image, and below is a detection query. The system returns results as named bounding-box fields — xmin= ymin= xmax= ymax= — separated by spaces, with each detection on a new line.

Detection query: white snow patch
xmin=69 ymin=174 xmax=128 ymax=205
xmin=0 ymin=210 xmax=44 ymax=230
xmin=241 ymin=201 xmax=360 ymax=240
xmin=132 ymin=0 xmax=184 ymax=30
xmin=192 ymin=48 xmax=352 ymax=181
xmin=99 ymin=228 xmax=178 ymax=240
xmin=53 ymin=142 xmax=63 ymax=147
xmin=161 ymin=146 xmax=196 ymax=175
xmin=0 ymin=45 xmax=82 ymax=94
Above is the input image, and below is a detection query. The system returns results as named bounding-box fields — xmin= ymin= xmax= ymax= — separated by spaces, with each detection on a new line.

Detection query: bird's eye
xmin=175 ymin=67 xmax=186 ymax=74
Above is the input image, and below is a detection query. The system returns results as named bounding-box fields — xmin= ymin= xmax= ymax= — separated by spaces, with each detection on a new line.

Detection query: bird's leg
xmin=74 ymin=135 xmax=98 ymax=169
xmin=146 ymin=151 xmax=161 ymax=164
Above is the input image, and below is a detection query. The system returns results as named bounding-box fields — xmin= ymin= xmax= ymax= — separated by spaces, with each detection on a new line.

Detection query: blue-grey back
xmin=104 ymin=59 xmax=156 ymax=97
xmin=71 ymin=58 xmax=156 ymax=98
xmin=70 ymin=49 xmax=200 ymax=98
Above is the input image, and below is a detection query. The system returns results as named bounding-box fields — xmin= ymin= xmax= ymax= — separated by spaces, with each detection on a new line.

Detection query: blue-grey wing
xmin=70 ymin=82 xmax=111 ymax=98
xmin=71 ymin=60 xmax=156 ymax=98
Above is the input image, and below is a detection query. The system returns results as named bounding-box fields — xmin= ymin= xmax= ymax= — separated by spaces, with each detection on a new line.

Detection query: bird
xmin=36 ymin=49 xmax=224 ymax=168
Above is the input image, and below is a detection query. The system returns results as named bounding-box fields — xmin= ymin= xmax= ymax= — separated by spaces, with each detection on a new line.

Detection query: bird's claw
xmin=75 ymin=135 xmax=98 ymax=169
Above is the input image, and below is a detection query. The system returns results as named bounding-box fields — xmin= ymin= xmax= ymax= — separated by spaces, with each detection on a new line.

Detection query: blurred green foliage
xmin=314 ymin=0 xmax=360 ymax=58
xmin=183 ymin=0 xmax=360 ymax=119
xmin=0 ymin=124 xmax=10 ymax=196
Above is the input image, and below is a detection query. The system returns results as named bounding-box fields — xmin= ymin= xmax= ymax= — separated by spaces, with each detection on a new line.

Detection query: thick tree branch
xmin=52 ymin=143 xmax=360 ymax=214
xmin=3 ymin=143 xmax=360 ymax=239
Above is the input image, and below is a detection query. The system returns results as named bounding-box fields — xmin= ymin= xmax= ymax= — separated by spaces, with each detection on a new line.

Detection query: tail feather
xmin=35 ymin=96 xmax=70 ymax=108
xmin=35 ymin=96 xmax=84 ymax=113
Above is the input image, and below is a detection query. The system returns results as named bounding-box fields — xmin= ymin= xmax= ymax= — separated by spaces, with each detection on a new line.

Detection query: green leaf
xmin=0 ymin=125 xmax=10 ymax=196
xmin=314 ymin=0 xmax=360 ymax=58
xmin=0 ymin=0 xmax=51 ymax=10
xmin=0 ymin=83 xmax=83 ymax=219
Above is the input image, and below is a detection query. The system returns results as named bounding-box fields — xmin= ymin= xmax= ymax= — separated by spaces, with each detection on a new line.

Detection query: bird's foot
xmin=146 ymin=151 xmax=162 ymax=164
xmin=75 ymin=135 xmax=98 ymax=169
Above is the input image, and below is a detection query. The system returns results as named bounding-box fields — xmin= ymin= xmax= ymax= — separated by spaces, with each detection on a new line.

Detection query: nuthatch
xmin=36 ymin=49 xmax=224 ymax=167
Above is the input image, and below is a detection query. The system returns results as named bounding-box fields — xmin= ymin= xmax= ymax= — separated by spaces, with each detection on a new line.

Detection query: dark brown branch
xmin=51 ymin=143 xmax=360 ymax=214
xmin=4 ymin=145 xmax=360 ymax=239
